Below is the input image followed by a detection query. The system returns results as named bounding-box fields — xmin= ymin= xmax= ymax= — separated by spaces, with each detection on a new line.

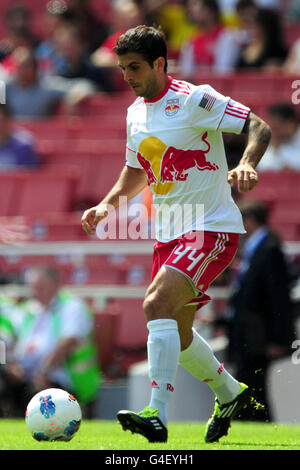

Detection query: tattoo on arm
xmin=242 ymin=112 xmax=272 ymax=145
xmin=240 ymin=111 xmax=272 ymax=168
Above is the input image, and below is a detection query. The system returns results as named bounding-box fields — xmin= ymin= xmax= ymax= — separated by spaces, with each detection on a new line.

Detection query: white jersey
xmin=125 ymin=76 xmax=249 ymax=242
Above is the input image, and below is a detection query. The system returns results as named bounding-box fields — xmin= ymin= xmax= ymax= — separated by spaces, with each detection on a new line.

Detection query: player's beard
xmin=134 ymin=73 xmax=161 ymax=100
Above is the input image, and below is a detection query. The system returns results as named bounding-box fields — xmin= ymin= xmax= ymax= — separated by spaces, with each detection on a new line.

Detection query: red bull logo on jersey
xmin=137 ymin=132 xmax=218 ymax=195
xmin=165 ymin=98 xmax=180 ymax=117
xmin=137 ymin=153 xmax=158 ymax=184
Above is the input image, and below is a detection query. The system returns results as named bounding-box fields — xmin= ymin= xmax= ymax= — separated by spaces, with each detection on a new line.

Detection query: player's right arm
xmin=81 ymin=165 xmax=148 ymax=235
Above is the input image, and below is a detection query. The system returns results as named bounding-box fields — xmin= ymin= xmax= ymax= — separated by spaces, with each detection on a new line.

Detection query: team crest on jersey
xmin=165 ymin=98 xmax=180 ymax=117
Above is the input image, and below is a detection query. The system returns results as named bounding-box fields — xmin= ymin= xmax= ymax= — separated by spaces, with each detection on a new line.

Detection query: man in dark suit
xmin=227 ymin=199 xmax=294 ymax=420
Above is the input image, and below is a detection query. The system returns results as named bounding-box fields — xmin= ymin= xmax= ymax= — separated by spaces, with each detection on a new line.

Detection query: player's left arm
xmin=228 ymin=111 xmax=272 ymax=193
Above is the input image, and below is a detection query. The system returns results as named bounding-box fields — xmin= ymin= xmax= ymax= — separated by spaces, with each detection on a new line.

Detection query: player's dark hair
xmin=114 ymin=25 xmax=168 ymax=72
xmin=268 ymin=103 xmax=299 ymax=123
xmin=239 ymin=200 xmax=269 ymax=226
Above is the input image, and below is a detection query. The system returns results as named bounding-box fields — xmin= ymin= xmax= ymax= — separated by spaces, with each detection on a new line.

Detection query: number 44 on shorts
xmin=171 ymin=245 xmax=205 ymax=271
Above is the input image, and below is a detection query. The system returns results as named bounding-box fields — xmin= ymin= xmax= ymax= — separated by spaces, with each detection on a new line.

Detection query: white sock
xmin=147 ymin=318 xmax=180 ymax=426
xmin=179 ymin=328 xmax=241 ymax=404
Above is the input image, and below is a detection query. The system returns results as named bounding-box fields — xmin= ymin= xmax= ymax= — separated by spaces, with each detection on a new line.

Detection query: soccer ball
xmin=25 ymin=388 xmax=82 ymax=442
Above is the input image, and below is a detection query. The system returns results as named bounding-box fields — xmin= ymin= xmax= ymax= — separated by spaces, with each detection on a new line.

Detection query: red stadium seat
xmin=15 ymin=167 xmax=79 ymax=216
xmin=94 ymin=307 xmax=120 ymax=374
xmin=190 ymin=74 xmax=234 ymax=96
xmin=0 ymin=167 xmax=79 ymax=217
xmin=114 ymin=298 xmax=148 ymax=350
xmin=79 ymin=255 xmax=127 ymax=285
xmin=109 ymin=298 xmax=148 ymax=375
xmin=243 ymin=171 xmax=300 ymax=241
xmin=0 ymin=174 xmax=19 ymax=216
xmin=93 ymin=298 xmax=148 ymax=376
xmin=284 ymin=24 xmax=300 ymax=48
xmin=79 ymin=92 xmax=133 ymax=117
xmin=41 ymin=148 xmax=124 ymax=204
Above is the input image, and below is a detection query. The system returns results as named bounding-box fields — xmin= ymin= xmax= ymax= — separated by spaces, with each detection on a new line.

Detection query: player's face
xmin=118 ymin=52 xmax=163 ymax=100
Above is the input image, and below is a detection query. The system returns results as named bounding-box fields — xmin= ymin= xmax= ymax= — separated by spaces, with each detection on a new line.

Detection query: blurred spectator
xmin=0 ymin=295 xmax=26 ymax=417
xmin=0 ymin=4 xmax=40 ymax=62
xmin=35 ymin=0 xmax=110 ymax=90
xmin=91 ymin=0 xmax=145 ymax=68
xmin=5 ymin=47 xmax=93 ymax=119
xmin=35 ymin=0 xmax=77 ymax=77
xmin=0 ymin=265 xmax=101 ymax=417
xmin=234 ymin=0 xmax=258 ymax=46
xmin=227 ymin=199 xmax=294 ymax=421
xmin=0 ymin=294 xmax=21 ymax=356
xmin=257 ymin=103 xmax=300 ymax=171
xmin=0 ymin=103 xmax=39 ymax=172
xmin=217 ymin=0 xmax=280 ymax=27
xmin=48 ymin=25 xmax=112 ymax=91
xmin=178 ymin=0 xmax=241 ymax=77
xmin=67 ymin=0 xmax=110 ymax=53
xmin=283 ymin=38 xmax=300 ymax=74
xmin=141 ymin=0 xmax=197 ymax=60
xmin=0 ymin=25 xmax=39 ymax=75
xmin=236 ymin=7 xmax=288 ymax=70
xmin=286 ymin=0 xmax=300 ymax=23
xmin=5 ymin=47 xmax=64 ymax=118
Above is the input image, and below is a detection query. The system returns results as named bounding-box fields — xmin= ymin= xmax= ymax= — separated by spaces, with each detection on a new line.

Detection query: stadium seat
xmin=41 ymin=149 xmax=124 ymax=205
xmin=0 ymin=166 xmax=79 ymax=216
xmin=0 ymin=253 xmax=74 ymax=285
xmin=245 ymin=171 xmax=300 ymax=201
xmin=20 ymin=116 xmax=126 ymax=141
xmin=0 ymin=174 xmax=19 ymax=216
xmin=284 ymin=24 xmax=300 ymax=48
xmin=190 ymin=74 xmax=234 ymax=96
xmin=242 ymin=171 xmax=300 ymax=241
xmin=79 ymin=92 xmax=133 ymax=117
xmin=94 ymin=307 xmax=120 ymax=375
xmin=94 ymin=298 xmax=148 ymax=376
xmin=80 ymin=255 xmax=127 ymax=285
xmin=0 ymin=213 xmax=89 ymax=242
xmin=114 ymin=298 xmax=147 ymax=348
xmin=12 ymin=167 xmax=79 ymax=216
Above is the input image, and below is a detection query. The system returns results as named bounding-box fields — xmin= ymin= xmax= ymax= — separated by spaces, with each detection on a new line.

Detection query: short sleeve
xmin=217 ymin=98 xmax=250 ymax=134
xmin=126 ymin=144 xmax=143 ymax=169
xmin=185 ymin=84 xmax=250 ymax=135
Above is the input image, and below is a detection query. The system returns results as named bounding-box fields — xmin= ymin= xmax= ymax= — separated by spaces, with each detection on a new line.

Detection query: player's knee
xmin=143 ymin=294 xmax=172 ymax=321
xmin=143 ymin=295 xmax=161 ymax=321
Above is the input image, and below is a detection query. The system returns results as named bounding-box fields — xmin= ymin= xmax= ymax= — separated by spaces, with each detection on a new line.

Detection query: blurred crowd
xmin=0 ymin=0 xmax=298 ymax=173
xmin=0 ymin=0 xmax=299 ymax=105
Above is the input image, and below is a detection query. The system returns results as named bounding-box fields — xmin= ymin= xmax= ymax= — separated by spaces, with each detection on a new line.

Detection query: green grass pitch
xmin=0 ymin=419 xmax=300 ymax=450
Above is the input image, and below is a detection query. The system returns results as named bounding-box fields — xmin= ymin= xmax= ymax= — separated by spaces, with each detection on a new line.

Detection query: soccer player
xmin=81 ymin=25 xmax=271 ymax=443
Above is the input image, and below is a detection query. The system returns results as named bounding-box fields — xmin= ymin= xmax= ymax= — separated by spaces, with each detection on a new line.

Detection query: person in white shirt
xmin=0 ymin=265 xmax=100 ymax=417
xmin=257 ymin=103 xmax=300 ymax=172
xmin=81 ymin=25 xmax=271 ymax=444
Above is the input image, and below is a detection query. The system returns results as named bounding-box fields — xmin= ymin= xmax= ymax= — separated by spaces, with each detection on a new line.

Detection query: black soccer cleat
xmin=117 ymin=406 xmax=168 ymax=443
xmin=205 ymin=382 xmax=265 ymax=443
